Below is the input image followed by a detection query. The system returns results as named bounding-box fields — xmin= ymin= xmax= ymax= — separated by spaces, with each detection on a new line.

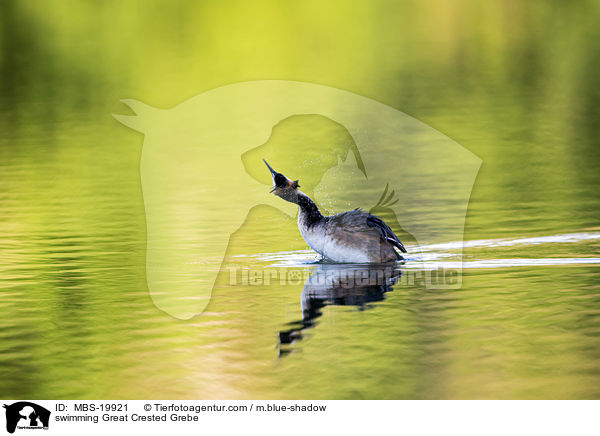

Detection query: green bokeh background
xmin=1 ymin=1 xmax=599 ymax=399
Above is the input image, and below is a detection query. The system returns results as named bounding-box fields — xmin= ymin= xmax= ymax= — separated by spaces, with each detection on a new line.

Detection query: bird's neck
xmin=296 ymin=191 xmax=324 ymax=225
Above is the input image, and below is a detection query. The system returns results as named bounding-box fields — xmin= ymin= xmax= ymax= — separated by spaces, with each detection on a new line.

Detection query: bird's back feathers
xmin=325 ymin=208 xmax=407 ymax=255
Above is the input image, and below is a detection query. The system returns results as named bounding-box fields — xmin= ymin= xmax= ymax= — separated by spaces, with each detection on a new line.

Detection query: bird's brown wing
xmin=366 ymin=214 xmax=407 ymax=253
xmin=325 ymin=209 xmax=373 ymax=233
xmin=326 ymin=209 xmax=407 ymax=253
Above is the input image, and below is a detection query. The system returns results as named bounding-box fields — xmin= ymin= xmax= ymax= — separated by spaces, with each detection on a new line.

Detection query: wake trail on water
xmin=236 ymin=232 xmax=600 ymax=269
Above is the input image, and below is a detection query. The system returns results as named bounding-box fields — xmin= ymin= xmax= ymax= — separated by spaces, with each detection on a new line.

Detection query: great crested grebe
xmin=264 ymin=160 xmax=407 ymax=263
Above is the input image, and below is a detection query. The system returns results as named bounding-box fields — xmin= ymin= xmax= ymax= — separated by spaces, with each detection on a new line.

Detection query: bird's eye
xmin=274 ymin=174 xmax=286 ymax=187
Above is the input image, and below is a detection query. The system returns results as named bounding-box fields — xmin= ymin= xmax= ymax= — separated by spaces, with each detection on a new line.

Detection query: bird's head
xmin=264 ymin=159 xmax=300 ymax=204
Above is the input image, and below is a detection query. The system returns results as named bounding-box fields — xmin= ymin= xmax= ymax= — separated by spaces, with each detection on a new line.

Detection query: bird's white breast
xmin=321 ymin=240 xmax=370 ymax=263
xmin=298 ymin=214 xmax=326 ymax=256
xmin=297 ymin=213 xmax=371 ymax=263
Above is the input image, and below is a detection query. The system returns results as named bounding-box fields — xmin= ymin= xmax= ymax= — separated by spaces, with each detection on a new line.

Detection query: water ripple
xmin=239 ymin=232 xmax=600 ymax=269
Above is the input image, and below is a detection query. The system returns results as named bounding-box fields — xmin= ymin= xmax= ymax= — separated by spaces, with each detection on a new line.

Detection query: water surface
xmin=1 ymin=1 xmax=600 ymax=399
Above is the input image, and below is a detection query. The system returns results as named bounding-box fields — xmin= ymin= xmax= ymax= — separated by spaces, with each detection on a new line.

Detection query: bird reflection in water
xmin=278 ymin=264 xmax=401 ymax=357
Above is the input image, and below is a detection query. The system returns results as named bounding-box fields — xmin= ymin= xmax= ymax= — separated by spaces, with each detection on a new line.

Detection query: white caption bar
xmin=0 ymin=400 xmax=596 ymax=436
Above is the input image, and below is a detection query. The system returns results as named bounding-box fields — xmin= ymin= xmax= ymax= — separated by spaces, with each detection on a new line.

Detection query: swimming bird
xmin=264 ymin=160 xmax=407 ymax=263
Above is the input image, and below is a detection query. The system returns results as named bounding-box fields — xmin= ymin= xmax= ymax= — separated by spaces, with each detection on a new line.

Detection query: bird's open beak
xmin=264 ymin=159 xmax=278 ymax=193
xmin=263 ymin=159 xmax=277 ymax=177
